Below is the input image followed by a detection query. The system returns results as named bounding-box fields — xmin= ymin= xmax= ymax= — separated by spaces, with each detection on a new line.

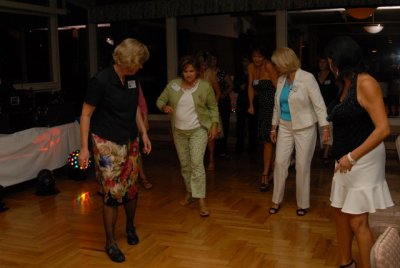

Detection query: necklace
xmin=182 ymin=80 xmax=197 ymax=90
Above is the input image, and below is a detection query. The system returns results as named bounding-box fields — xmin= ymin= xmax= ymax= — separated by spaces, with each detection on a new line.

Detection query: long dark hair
xmin=324 ymin=36 xmax=366 ymax=78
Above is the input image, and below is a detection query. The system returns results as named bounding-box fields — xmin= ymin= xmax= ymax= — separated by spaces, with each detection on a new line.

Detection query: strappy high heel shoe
xmin=259 ymin=174 xmax=269 ymax=192
xmin=339 ymin=259 xmax=356 ymax=268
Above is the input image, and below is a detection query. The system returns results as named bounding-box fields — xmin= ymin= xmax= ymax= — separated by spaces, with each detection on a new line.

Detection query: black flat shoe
xmin=105 ymin=244 xmax=125 ymax=262
xmin=339 ymin=259 xmax=356 ymax=268
xmin=269 ymin=205 xmax=280 ymax=214
xmin=296 ymin=208 xmax=308 ymax=216
xmin=127 ymin=228 xmax=139 ymax=245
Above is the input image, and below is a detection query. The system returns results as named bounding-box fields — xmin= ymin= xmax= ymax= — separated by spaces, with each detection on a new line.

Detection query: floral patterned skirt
xmin=91 ymin=133 xmax=139 ymax=206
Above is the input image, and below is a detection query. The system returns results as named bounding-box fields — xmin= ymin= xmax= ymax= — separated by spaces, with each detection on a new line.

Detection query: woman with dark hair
xmin=247 ymin=45 xmax=279 ymax=191
xmin=197 ymin=51 xmax=222 ymax=171
xmin=156 ymin=55 xmax=219 ymax=217
xmin=209 ymin=53 xmax=234 ymax=159
xmin=314 ymin=56 xmax=340 ymax=164
xmin=325 ymin=36 xmax=394 ymax=268
xmin=78 ymin=38 xmax=151 ymax=262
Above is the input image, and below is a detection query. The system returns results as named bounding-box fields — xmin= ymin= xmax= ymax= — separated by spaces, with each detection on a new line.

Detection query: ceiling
xmin=1 ymin=2 xmax=399 ymax=36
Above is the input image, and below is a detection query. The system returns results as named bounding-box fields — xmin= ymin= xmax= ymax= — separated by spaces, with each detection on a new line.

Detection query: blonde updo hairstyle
xmin=271 ymin=47 xmax=301 ymax=74
xmin=113 ymin=38 xmax=150 ymax=70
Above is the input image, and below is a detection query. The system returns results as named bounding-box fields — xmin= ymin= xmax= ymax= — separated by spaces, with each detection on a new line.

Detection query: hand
xmin=208 ymin=125 xmax=218 ymax=141
xmin=334 ymin=155 xmax=353 ymax=173
xmin=163 ymin=105 xmax=174 ymax=114
xmin=78 ymin=148 xmax=90 ymax=169
xmin=322 ymin=129 xmax=330 ymax=144
xmin=248 ymin=106 xmax=254 ymax=115
xmin=141 ymin=133 xmax=152 ymax=154
xmin=270 ymin=131 xmax=277 ymax=144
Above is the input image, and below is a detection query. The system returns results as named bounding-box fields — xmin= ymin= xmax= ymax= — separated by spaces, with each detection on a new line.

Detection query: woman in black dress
xmin=247 ymin=45 xmax=278 ymax=191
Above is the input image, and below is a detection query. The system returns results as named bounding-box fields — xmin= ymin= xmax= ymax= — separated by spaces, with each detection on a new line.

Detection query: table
xmin=0 ymin=121 xmax=80 ymax=187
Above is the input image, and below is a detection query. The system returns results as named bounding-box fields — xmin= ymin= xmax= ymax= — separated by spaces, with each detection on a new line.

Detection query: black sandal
xmin=269 ymin=205 xmax=280 ymax=214
xmin=296 ymin=208 xmax=308 ymax=216
xmin=339 ymin=259 xmax=356 ymax=268
xmin=259 ymin=183 xmax=269 ymax=192
xmin=259 ymin=174 xmax=269 ymax=192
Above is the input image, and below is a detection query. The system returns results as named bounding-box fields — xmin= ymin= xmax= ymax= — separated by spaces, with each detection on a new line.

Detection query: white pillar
xmin=87 ymin=23 xmax=98 ymax=77
xmin=276 ymin=10 xmax=288 ymax=48
xmin=166 ymin=17 xmax=178 ymax=81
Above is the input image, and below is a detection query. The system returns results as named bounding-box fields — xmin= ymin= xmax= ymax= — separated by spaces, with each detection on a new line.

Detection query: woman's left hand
xmin=322 ymin=129 xmax=330 ymax=144
xmin=208 ymin=126 xmax=218 ymax=141
xmin=334 ymin=155 xmax=353 ymax=173
xmin=142 ymin=133 xmax=152 ymax=154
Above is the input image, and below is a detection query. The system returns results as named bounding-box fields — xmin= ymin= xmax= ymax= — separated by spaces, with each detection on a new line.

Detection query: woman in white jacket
xmin=269 ymin=47 xmax=330 ymax=216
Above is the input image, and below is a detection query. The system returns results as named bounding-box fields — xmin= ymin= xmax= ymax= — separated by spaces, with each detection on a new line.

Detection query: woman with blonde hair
xmin=269 ymin=47 xmax=330 ymax=216
xmin=78 ymin=38 xmax=151 ymax=263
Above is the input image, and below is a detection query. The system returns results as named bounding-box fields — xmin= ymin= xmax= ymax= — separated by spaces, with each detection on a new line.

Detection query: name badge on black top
xmin=253 ymin=79 xmax=259 ymax=86
xmin=127 ymin=80 xmax=137 ymax=89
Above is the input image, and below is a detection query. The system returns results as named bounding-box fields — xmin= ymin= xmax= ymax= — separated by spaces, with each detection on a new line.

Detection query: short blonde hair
xmin=271 ymin=47 xmax=301 ymax=73
xmin=113 ymin=38 xmax=150 ymax=70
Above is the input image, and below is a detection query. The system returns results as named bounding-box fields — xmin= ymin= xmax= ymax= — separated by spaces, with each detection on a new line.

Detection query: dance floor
xmin=0 ymin=140 xmax=399 ymax=268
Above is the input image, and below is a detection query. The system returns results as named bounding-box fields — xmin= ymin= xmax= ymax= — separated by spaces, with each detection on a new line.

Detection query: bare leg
xmin=262 ymin=142 xmax=274 ymax=183
xmin=199 ymin=198 xmax=209 ymax=217
xmin=180 ymin=192 xmax=196 ymax=206
xmin=323 ymin=145 xmax=331 ymax=164
xmin=139 ymin=156 xmax=152 ymax=190
xmin=333 ymin=208 xmax=355 ymax=266
xmin=349 ymin=213 xmax=373 ymax=268
xmin=103 ymin=204 xmax=118 ymax=247
xmin=207 ymin=140 xmax=215 ymax=171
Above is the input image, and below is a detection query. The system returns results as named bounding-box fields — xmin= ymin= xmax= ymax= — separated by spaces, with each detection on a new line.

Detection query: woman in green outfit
xmin=156 ymin=55 xmax=219 ymax=217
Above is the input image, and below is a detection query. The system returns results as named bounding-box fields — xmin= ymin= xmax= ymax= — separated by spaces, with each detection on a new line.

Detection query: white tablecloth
xmin=0 ymin=121 xmax=81 ymax=187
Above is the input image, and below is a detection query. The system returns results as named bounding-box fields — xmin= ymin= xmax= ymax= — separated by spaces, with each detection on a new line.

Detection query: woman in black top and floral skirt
xmin=78 ymin=38 xmax=151 ymax=263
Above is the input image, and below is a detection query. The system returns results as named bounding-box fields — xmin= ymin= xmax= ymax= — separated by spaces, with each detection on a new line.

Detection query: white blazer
xmin=272 ymin=68 xmax=329 ymax=130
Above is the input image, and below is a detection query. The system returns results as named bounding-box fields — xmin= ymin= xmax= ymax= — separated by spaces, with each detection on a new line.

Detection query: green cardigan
xmin=156 ymin=78 xmax=219 ymax=132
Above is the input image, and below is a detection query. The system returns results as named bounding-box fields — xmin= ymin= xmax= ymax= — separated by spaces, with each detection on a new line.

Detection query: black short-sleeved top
xmin=85 ymin=65 xmax=139 ymax=145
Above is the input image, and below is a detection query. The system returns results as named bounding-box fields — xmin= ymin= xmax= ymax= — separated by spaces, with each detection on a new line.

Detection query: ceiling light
xmin=363 ymin=24 xmax=384 ymax=34
xmin=346 ymin=8 xmax=375 ymax=19
xmin=363 ymin=13 xmax=384 ymax=34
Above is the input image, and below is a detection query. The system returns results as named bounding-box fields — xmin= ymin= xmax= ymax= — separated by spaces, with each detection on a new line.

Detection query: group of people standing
xmin=78 ymin=36 xmax=394 ymax=268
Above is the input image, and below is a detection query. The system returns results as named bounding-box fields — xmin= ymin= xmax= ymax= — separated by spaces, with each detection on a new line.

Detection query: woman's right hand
xmin=162 ymin=105 xmax=174 ymax=114
xmin=78 ymin=147 xmax=90 ymax=169
xmin=270 ymin=130 xmax=277 ymax=144
xmin=248 ymin=106 xmax=254 ymax=115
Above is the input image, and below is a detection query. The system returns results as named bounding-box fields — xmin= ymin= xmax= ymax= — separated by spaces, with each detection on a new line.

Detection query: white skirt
xmin=330 ymin=142 xmax=394 ymax=214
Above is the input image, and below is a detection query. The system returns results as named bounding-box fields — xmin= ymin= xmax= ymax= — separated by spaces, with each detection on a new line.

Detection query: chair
xmin=370 ymin=226 xmax=400 ymax=268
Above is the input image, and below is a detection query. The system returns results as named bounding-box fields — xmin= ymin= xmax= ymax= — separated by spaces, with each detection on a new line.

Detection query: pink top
xmin=138 ymin=83 xmax=148 ymax=114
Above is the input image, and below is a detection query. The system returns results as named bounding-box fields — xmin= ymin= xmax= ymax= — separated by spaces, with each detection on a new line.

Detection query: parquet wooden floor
xmin=0 ymin=141 xmax=399 ymax=268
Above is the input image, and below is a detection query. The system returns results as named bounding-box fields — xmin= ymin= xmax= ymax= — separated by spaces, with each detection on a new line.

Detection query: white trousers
xmin=272 ymin=120 xmax=317 ymax=209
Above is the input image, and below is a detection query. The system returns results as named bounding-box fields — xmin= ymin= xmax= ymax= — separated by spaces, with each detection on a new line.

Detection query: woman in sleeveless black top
xmin=325 ymin=36 xmax=393 ymax=268
xmin=247 ymin=45 xmax=278 ymax=191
